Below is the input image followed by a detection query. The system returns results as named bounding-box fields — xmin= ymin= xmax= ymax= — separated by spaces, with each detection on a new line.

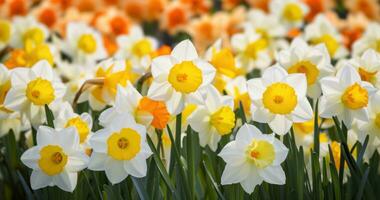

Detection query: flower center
xmin=0 ymin=20 xmax=11 ymax=42
xmin=210 ymin=106 xmax=235 ymax=135
xmin=282 ymin=3 xmax=303 ymax=22
xmin=243 ymin=38 xmax=267 ymax=59
xmin=375 ymin=113 xmax=380 ymax=128
xmin=25 ymin=43 xmax=54 ymax=66
xmin=341 ymin=83 xmax=368 ymax=110
xmin=137 ymin=97 xmax=170 ymax=129
xmin=22 ymin=28 xmax=45 ymax=47
xmin=211 ymin=48 xmax=237 ymax=78
xmin=263 ymin=83 xmax=298 ymax=114
xmin=358 ymin=67 xmax=377 ymax=83
xmin=287 ymin=60 xmax=320 ymax=85
xmin=168 ymin=61 xmax=203 ymax=94
xmin=64 ymin=117 xmax=90 ymax=143
xmin=310 ymin=34 xmax=339 ymax=56
xmin=246 ymin=140 xmax=275 ymax=168
xmin=26 ymin=78 xmax=55 ymax=106
xmin=38 ymin=145 xmax=68 ymax=176
xmin=132 ymin=39 xmax=153 ymax=57
xmin=77 ymin=34 xmax=97 ymax=54
xmin=107 ymin=128 xmax=141 ymax=160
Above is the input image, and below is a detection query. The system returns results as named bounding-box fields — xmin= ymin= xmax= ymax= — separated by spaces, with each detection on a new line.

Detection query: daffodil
xmin=270 ymin=0 xmax=309 ymax=28
xmin=115 ymin=26 xmax=158 ymax=74
xmin=356 ymin=91 xmax=380 ymax=158
xmin=20 ymin=126 xmax=89 ymax=192
xmin=346 ymin=49 xmax=380 ymax=87
xmin=319 ymin=64 xmax=376 ymax=128
xmin=3 ymin=60 xmax=66 ymax=126
xmin=62 ymin=22 xmax=107 ymax=65
xmin=278 ymin=38 xmax=334 ymax=98
xmin=247 ymin=65 xmax=313 ymax=135
xmin=147 ymin=39 xmax=216 ymax=115
xmin=188 ymin=86 xmax=235 ymax=151
xmin=54 ymin=102 xmax=93 ymax=151
xmin=0 ymin=19 xmax=12 ymax=51
xmin=224 ymin=76 xmax=252 ymax=115
xmin=231 ymin=27 xmax=271 ymax=72
xmin=219 ymin=123 xmax=288 ymax=194
xmin=10 ymin=16 xmax=49 ymax=49
xmin=352 ymin=22 xmax=380 ymax=56
xmin=88 ymin=113 xmax=152 ymax=184
xmin=87 ymin=59 xmax=131 ymax=110
xmin=304 ymin=15 xmax=348 ymax=59
xmin=99 ymin=84 xmax=170 ymax=130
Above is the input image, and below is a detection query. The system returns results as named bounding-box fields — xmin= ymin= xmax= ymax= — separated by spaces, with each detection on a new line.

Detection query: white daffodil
xmin=20 ymin=126 xmax=89 ymax=192
xmin=269 ymin=0 xmax=309 ymax=28
xmin=225 ymin=75 xmax=252 ymax=115
xmin=115 ymin=26 xmax=158 ymax=74
xmin=187 ymin=86 xmax=235 ymax=151
xmin=62 ymin=22 xmax=107 ymax=65
xmin=88 ymin=113 xmax=152 ymax=184
xmin=247 ymin=65 xmax=313 ymax=135
xmin=0 ymin=19 xmax=12 ymax=51
xmin=86 ymin=59 xmax=131 ymax=110
xmin=245 ymin=9 xmax=287 ymax=51
xmin=352 ymin=22 xmax=380 ymax=56
xmin=231 ymin=28 xmax=271 ymax=72
xmin=54 ymin=102 xmax=93 ymax=150
xmin=147 ymin=39 xmax=216 ymax=115
xmin=319 ymin=64 xmax=376 ymax=128
xmin=99 ymin=83 xmax=170 ymax=130
xmin=10 ymin=16 xmax=49 ymax=49
xmin=4 ymin=60 xmax=66 ymax=126
xmin=347 ymin=49 xmax=380 ymax=88
xmin=356 ymin=91 xmax=380 ymax=158
xmin=278 ymin=38 xmax=335 ymax=98
xmin=219 ymin=123 xmax=288 ymax=194
xmin=304 ymin=15 xmax=348 ymax=59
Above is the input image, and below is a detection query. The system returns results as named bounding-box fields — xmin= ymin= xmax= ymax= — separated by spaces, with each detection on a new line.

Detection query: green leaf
xmin=131 ymin=177 xmax=149 ymax=200
xmin=44 ymin=104 xmax=55 ymax=128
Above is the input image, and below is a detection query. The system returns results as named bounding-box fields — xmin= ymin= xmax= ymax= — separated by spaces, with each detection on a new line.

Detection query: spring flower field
xmin=2 ymin=0 xmax=380 ymax=199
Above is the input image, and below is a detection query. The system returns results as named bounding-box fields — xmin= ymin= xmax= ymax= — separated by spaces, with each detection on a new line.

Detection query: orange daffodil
xmin=319 ymin=64 xmax=376 ymax=128
xmin=88 ymin=113 xmax=152 ymax=184
xmin=148 ymin=40 xmax=216 ymax=115
xmin=219 ymin=124 xmax=288 ymax=194
xmin=20 ymin=126 xmax=89 ymax=192
xmin=61 ymin=22 xmax=107 ymax=65
xmin=187 ymin=86 xmax=235 ymax=151
xmin=277 ymin=38 xmax=335 ymax=98
xmin=115 ymin=26 xmax=158 ymax=75
xmin=3 ymin=60 xmax=65 ymax=126
xmin=247 ymin=65 xmax=313 ymax=135
xmin=99 ymin=83 xmax=170 ymax=130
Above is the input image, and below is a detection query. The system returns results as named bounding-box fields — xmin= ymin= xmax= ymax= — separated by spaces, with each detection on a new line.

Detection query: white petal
xmin=3 ymin=87 xmax=27 ymax=111
xmin=221 ymin=163 xmax=250 ymax=185
xmin=320 ymin=77 xmax=342 ymax=95
xmin=31 ymin=60 xmax=54 ymax=81
xmin=88 ymin=152 xmax=107 ymax=171
xmin=36 ymin=126 xmax=55 ymax=146
xmin=193 ymin=59 xmax=216 ymax=86
xmin=273 ymin=139 xmax=288 ymax=165
xmin=269 ymin=115 xmax=292 ymax=135
xmin=30 ymin=170 xmax=52 ymax=190
xmin=292 ymin=98 xmax=313 ymax=122
xmin=251 ymin=106 xmax=273 ymax=123
xmin=337 ymin=65 xmax=361 ymax=88
xmin=352 ymin=108 xmax=369 ymax=122
xmin=171 ymin=40 xmax=198 ymax=62
xmin=10 ymin=67 xmax=30 ymax=86
xmin=21 ymin=147 xmax=40 ymax=170
xmin=247 ymin=78 xmax=266 ymax=100
xmin=166 ymin=91 xmax=184 ymax=115
xmin=258 ymin=166 xmax=286 ymax=185
xmin=286 ymin=74 xmax=307 ymax=98
xmin=105 ymin=158 xmax=128 ymax=184
xmin=262 ymin=66 xmax=287 ymax=85
xmin=53 ymin=171 xmax=77 ymax=192
xmin=218 ymin=141 xmax=246 ymax=166
xmin=240 ymin=168 xmax=262 ymax=194
xmin=151 ymin=55 xmax=175 ymax=78
xmin=66 ymin=151 xmax=89 ymax=172
xmin=124 ymin=158 xmax=147 ymax=178
xmin=235 ymin=124 xmax=261 ymax=145
xmin=147 ymin=81 xmax=172 ymax=101
xmin=187 ymin=107 xmax=210 ymax=134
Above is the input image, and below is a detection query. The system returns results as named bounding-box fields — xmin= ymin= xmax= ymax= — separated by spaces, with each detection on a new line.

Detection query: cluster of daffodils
xmin=1 ymin=0 xmax=380 ymax=195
